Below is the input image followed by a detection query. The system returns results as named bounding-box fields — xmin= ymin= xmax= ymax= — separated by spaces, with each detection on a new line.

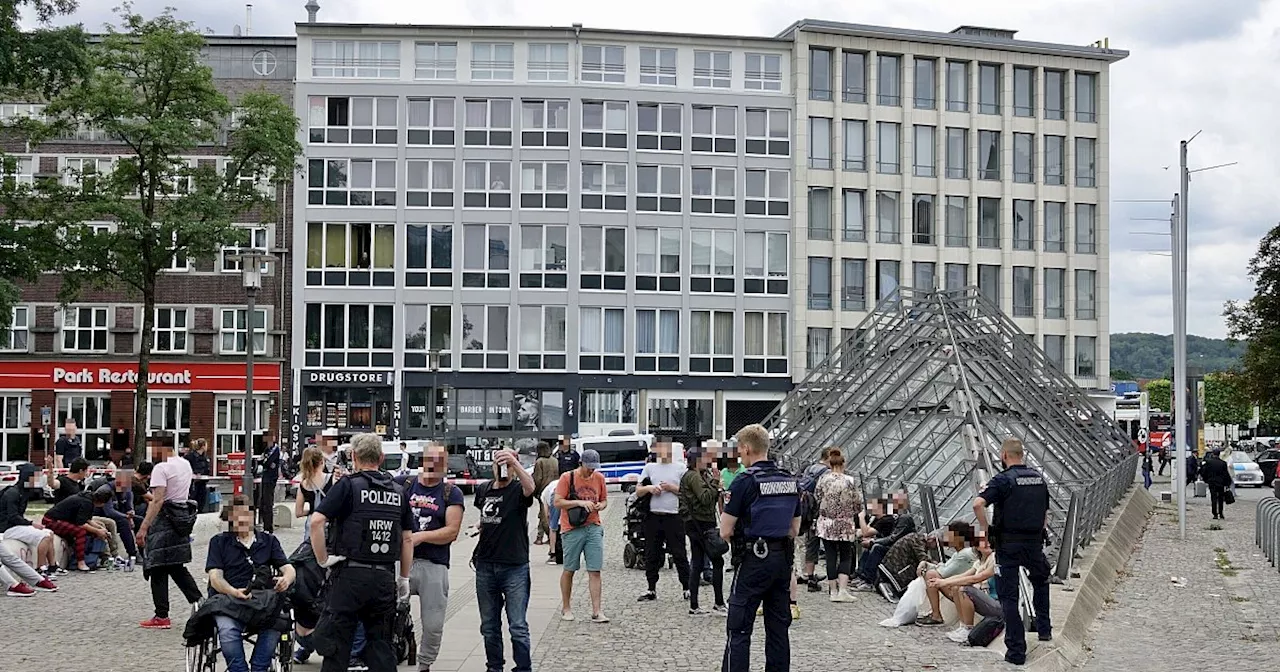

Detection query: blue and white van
xmin=571 ymin=431 xmax=684 ymax=488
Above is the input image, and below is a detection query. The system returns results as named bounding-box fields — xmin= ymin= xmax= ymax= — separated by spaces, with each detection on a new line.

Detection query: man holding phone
xmin=471 ymin=450 xmax=536 ymax=672
xmin=554 ymin=449 xmax=609 ymax=623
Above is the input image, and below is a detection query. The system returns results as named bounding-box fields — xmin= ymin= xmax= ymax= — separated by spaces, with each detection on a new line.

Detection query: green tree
xmin=1226 ymin=223 xmax=1280 ymax=405
xmin=1203 ymin=371 xmax=1251 ymax=426
xmin=2 ymin=10 xmax=299 ymax=457
xmin=1110 ymin=368 xmax=1135 ymax=381
xmin=1145 ymin=379 xmax=1171 ymax=413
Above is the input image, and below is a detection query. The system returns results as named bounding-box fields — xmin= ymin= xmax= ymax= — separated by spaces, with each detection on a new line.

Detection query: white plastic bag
xmin=879 ymin=576 xmax=927 ymax=627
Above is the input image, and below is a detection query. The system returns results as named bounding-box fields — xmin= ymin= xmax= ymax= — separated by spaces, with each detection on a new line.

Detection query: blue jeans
xmin=475 ymin=562 xmax=531 ymax=672
xmin=214 ymin=615 xmax=280 ymax=672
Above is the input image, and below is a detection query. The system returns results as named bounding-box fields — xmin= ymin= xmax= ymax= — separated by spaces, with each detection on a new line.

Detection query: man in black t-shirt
xmin=54 ymin=419 xmax=82 ymax=470
xmin=51 ymin=459 xmax=89 ymax=503
xmin=471 ymin=449 xmax=536 ymax=672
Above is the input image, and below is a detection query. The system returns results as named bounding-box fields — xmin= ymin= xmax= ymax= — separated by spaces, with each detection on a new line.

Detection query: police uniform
xmin=978 ymin=463 xmax=1052 ymax=665
xmin=721 ymin=459 xmax=800 ymax=672
xmin=313 ymin=469 xmax=411 ymax=672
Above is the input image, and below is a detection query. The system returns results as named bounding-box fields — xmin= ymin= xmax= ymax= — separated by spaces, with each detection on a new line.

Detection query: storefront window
xmin=0 ymin=395 xmax=30 ymax=462
xmin=214 ymin=397 xmax=271 ymax=474
xmin=148 ymin=395 xmax=191 ymax=449
xmin=57 ymin=394 xmax=111 ymax=462
xmin=647 ymin=398 xmax=714 ymax=442
xmin=303 ymin=386 xmax=393 ymax=434
xmin=405 ymin=387 xmax=565 ymax=436
xmin=580 ymin=389 xmax=636 ymax=424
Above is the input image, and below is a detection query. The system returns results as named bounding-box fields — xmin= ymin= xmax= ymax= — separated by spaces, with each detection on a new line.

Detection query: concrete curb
xmin=1025 ymin=483 xmax=1156 ymax=671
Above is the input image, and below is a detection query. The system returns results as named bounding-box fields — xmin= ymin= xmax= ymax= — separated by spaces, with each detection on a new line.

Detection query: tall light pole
xmin=428 ymin=348 xmax=441 ymax=436
xmin=235 ymin=249 xmax=271 ymax=523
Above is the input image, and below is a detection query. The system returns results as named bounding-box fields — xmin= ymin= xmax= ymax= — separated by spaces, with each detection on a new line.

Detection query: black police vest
xmin=739 ymin=462 xmax=799 ymax=540
xmin=993 ymin=465 xmax=1049 ymax=536
xmin=334 ymin=472 xmax=404 ymax=564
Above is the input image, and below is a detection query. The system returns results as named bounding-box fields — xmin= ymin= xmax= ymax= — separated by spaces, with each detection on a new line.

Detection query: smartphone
xmin=497 ymin=461 xmax=509 ymax=480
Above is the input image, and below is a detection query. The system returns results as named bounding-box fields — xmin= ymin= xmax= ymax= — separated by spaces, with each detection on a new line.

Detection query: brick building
xmin=0 ymin=35 xmax=297 ymax=474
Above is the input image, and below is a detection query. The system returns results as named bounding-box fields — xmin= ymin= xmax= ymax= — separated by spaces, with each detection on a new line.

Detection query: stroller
xmin=620 ymin=490 xmax=682 ymax=572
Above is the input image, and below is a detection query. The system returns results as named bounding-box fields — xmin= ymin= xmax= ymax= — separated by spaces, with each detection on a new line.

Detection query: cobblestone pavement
xmin=1075 ymin=476 xmax=1280 ymax=670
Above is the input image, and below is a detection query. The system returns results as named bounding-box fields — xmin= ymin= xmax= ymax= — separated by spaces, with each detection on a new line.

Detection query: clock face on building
xmin=252 ymin=50 xmax=277 ymax=77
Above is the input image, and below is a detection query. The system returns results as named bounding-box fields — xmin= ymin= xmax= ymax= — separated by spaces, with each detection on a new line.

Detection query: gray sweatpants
xmin=0 ymin=541 xmax=43 ymax=587
xmin=409 ymin=558 xmax=449 ymax=666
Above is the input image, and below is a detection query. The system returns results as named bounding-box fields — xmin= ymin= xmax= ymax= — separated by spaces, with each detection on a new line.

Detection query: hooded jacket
xmin=0 ymin=464 xmax=37 ymax=532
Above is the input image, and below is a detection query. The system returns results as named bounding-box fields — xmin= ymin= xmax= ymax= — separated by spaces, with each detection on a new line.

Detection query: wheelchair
xmin=185 ymin=605 xmax=295 ymax=672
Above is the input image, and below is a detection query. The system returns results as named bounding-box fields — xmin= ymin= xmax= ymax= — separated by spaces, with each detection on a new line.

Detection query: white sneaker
xmin=711 ymin=604 xmax=729 ymax=617
xmin=590 ymin=612 xmax=610 ymax=624
xmin=947 ymin=626 xmax=972 ymax=643
xmin=833 ymin=590 xmax=856 ymax=603
xmin=560 ymin=609 xmax=575 ymax=622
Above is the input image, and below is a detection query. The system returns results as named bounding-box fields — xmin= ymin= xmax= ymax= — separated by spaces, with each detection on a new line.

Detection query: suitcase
xmin=1194 ymin=481 xmax=1207 ymax=498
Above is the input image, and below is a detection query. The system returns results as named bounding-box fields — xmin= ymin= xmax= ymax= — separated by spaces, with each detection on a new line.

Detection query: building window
xmin=579 ymin=307 xmax=626 ymax=372
xmin=152 ymin=308 xmax=188 ymax=353
xmin=742 ymin=312 xmax=787 ymax=375
xmin=1013 ymin=67 xmax=1035 ymax=117
xmin=221 ymin=308 xmax=267 ymax=356
xmin=1012 ymin=266 xmax=1034 ymax=317
xmin=463 ymin=98 xmax=513 ymax=146
xmin=1044 ymin=202 xmax=1066 ymax=252
xmin=1013 ymin=200 xmax=1034 ymax=250
xmin=876 ymin=121 xmax=900 ymax=174
xmin=582 ymin=100 xmax=628 ymax=149
xmin=518 ymin=305 xmax=567 ymax=371
xmin=945 ymin=196 xmax=968 ymax=247
xmin=56 ymin=395 xmax=109 ymax=460
xmin=745 ymin=168 xmax=789 ymax=216
xmin=978 ymin=63 xmax=1001 ymax=114
xmin=520 ymin=99 xmax=570 ymax=147
xmin=1076 ymin=269 xmax=1097 ymax=319
xmin=304 ymin=222 xmax=395 ymax=287
xmin=842 ymin=258 xmax=866 ymax=311
xmin=580 ymin=227 xmax=627 ymax=291
xmin=842 ymin=51 xmax=867 ymax=103
xmin=406 ymin=160 xmax=454 ymax=208
xmin=877 ymin=54 xmax=901 ymax=106
xmin=527 ymin=43 xmax=569 ymax=81
xmin=307 ymin=158 xmax=396 ymax=206
xmin=1076 ymin=137 xmax=1097 ymax=187
xmin=912 ymin=195 xmax=935 ymax=245
xmin=311 ymin=40 xmax=399 ymax=79
xmin=637 ymin=102 xmax=682 ymax=151
xmin=639 ymin=47 xmax=676 ymax=86
xmin=1042 ymin=135 xmax=1065 ymax=186
xmin=745 ymin=108 xmax=789 ymax=156
xmin=744 ymin=231 xmax=788 ymax=295
xmin=805 ymin=328 xmax=831 ymax=370
xmin=2 ymin=307 xmax=28 ymax=351
xmin=808 ymin=257 xmax=832 ymax=310
xmin=690 ymin=229 xmax=735 ymax=293
xmin=407 ymin=97 xmax=455 ymax=146
xmin=745 ymin=53 xmax=782 ymax=91
xmin=809 ymin=48 xmax=833 ymax=100
xmin=693 ymin=50 xmax=731 ymax=88
xmin=406 ymin=224 xmax=453 ymax=288
xmin=1075 ymin=72 xmax=1098 ymax=122
xmin=1075 ymin=336 xmax=1097 ymax=377
xmin=636 ymin=164 xmax=682 ymax=213
xmin=1045 ymin=70 xmax=1066 ymax=120
xmin=62 ymin=306 xmax=107 ymax=352
xmin=0 ymin=155 xmax=33 ymax=187
xmin=519 ymin=162 xmax=569 ymax=209
xmin=582 ymin=44 xmax=625 ymax=83
xmin=1076 ymin=203 xmax=1097 ymax=254
xmin=978 ymin=130 xmax=1000 ymax=180
xmin=0 ymin=394 xmax=32 ymax=461
xmin=461 ymin=223 xmax=510 ymax=288
xmin=221 ymin=226 xmax=269 ymax=273
xmin=945 ymin=127 xmax=967 ymax=179
xmin=414 ymin=41 xmax=456 ymax=80
xmin=876 ymin=260 xmax=899 ymax=301
xmin=63 ymin=156 xmax=113 ymax=188
xmin=1044 ymin=334 xmax=1066 ymax=371
xmin=636 ymin=228 xmax=682 ymax=292
xmin=459 ymin=305 xmax=510 ymax=370
xmin=215 ymin=398 xmax=270 ymax=465
xmin=1013 ymin=133 xmax=1034 ymax=183
xmin=306 ymin=96 xmax=397 ymax=145
xmin=518 ymin=224 xmax=568 ymax=289
xmin=843 ymin=189 xmax=866 ymax=242
xmin=692 ymin=105 xmax=736 ymax=154
xmin=148 ymin=396 xmax=191 ymax=449
xmin=808 ymin=116 xmax=832 ymax=169
xmin=843 ymin=119 xmax=866 ymax=171
xmin=691 ymin=310 xmax=734 ymax=373
xmin=913 ymin=261 xmax=936 ymax=291
xmin=808 ymin=187 xmax=832 ymax=239
xmin=876 ymin=190 xmax=900 ymax=244
xmin=945 ymin=263 xmax=968 ymax=291
xmin=946 ymin=60 xmax=969 ymax=112
xmin=1045 ymin=268 xmax=1065 ymax=318
xmin=913 ymin=124 xmax=936 ymax=177
xmin=404 ymin=304 xmax=452 ymax=368
xmin=977 ymin=264 xmax=1000 ymax=306
xmin=977 ymin=197 xmax=1000 ymax=248
xmin=635 ymin=309 xmax=680 ymax=372
xmin=914 ymin=57 xmax=937 ymax=109
xmin=462 ymin=161 xmax=512 ymax=208
xmin=691 ymin=166 xmax=735 ymax=214
xmin=581 ymin=389 xmax=636 ymax=424
xmin=581 ymin=162 xmax=628 ymax=211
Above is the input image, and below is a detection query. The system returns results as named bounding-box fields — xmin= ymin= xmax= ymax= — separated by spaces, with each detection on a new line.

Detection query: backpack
xmin=799 ymin=464 xmax=829 ymax=494
xmin=967 ymin=616 xmax=1005 ymax=647
xmin=798 ymin=490 xmax=819 ymax=536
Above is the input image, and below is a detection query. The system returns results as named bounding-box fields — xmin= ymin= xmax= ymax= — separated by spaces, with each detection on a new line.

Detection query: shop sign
xmin=0 ymin=360 xmax=280 ymax=392
xmin=302 ymin=370 xmax=393 ymax=386
xmin=391 ymin=401 xmax=401 ymax=439
xmin=289 ymin=404 xmax=302 ymax=449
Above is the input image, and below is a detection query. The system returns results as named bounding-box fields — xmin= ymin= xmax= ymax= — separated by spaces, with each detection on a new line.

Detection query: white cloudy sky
xmin=58 ymin=0 xmax=1280 ymax=338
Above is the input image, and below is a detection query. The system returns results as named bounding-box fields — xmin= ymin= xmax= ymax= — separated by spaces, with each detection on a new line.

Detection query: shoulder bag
xmin=567 ymin=472 xmax=590 ymax=527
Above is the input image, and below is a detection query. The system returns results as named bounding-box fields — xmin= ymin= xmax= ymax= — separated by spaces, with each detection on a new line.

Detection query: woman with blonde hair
xmin=293 ymin=446 xmax=330 ymax=543
xmin=814 ymin=447 xmax=862 ymax=602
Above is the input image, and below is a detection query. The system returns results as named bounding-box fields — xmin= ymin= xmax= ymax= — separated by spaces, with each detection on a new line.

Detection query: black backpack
xmin=967 ymin=617 xmax=1004 ymax=647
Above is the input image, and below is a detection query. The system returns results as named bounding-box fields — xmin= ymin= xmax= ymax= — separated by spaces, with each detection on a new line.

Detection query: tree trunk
xmin=133 ymin=285 xmax=156 ymax=465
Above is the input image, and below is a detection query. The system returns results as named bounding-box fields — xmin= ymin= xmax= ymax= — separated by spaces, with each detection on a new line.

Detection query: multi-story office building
xmin=0 ymin=35 xmax=296 ymax=473
xmin=292 ymin=18 xmax=795 ymax=467
xmin=782 ymin=20 xmax=1125 ymax=395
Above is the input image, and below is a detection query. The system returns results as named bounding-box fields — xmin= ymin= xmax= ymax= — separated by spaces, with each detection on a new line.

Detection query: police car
xmin=572 ymin=431 xmax=683 ymax=489
xmin=1225 ymin=449 xmax=1266 ymax=487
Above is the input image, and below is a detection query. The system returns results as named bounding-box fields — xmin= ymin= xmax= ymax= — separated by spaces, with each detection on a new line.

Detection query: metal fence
xmin=1052 ymin=452 xmax=1141 ymax=581
xmin=1256 ymin=497 xmax=1280 ymax=574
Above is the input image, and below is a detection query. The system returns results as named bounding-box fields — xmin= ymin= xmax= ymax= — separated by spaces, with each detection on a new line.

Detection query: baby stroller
xmin=620 ymin=490 xmax=677 ymax=570
xmin=391 ymin=597 xmax=417 ymax=666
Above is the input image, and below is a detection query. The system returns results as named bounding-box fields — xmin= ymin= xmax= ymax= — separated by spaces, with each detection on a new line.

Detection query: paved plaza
xmin=3 ymin=477 xmax=1276 ymax=672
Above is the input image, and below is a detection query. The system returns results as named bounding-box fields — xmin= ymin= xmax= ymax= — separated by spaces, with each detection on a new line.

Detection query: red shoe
xmin=139 ymin=617 xmax=172 ymax=629
xmin=6 ymin=583 xmax=35 ymax=597
xmin=34 ymin=579 xmax=58 ymax=592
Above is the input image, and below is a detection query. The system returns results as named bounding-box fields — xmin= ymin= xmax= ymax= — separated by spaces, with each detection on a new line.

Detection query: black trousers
xmin=723 ymin=545 xmax=792 ymax=672
xmin=149 ymin=565 xmax=202 ymax=618
xmin=318 ymin=566 xmax=397 ymax=672
xmin=643 ymin=512 xmax=690 ymax=593
xmin=995 ymin=541 xmax=1052 ymax=665
xmin=823 ymin=539 xmax=855 ymax=580
xmin=259 ymin=480 xmax=277 ymax=532
xmin=685 ymin=519 xmax=724 ymax=610
xmin=1208 ymin=484 xmax=1226 ymax=517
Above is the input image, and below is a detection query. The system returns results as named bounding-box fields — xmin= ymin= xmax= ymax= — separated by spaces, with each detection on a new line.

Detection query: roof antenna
xmin=246 ymin=5 xmax=253 ymax=36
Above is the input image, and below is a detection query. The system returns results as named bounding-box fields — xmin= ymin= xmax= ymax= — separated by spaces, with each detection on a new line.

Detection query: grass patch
xmin=1231 ymin=596 xmax=1249 ymax=603
xmin=1206 ymin=523 xmax=1223 ymax=531
xmin=1214 ymin=548 xmax=1238 ymax=577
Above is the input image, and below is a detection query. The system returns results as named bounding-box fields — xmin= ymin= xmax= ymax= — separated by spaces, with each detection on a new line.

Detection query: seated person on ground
xmin=41 ymin=488 xmax=112 ymax=571
xmin=926 ymin=535 xmax=999 ymax=643
xmin=873 ymin=530 xmax=928 ymax=597
xmin=205 ymin=495 xmax=296 ymax=672
xmin=853 ymin=490 xmax=916 ymax=589
xmin=915 ymin=521 xmax=979 ymax=625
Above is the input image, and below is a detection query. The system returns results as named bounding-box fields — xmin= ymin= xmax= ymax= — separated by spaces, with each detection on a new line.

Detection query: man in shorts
xmin=0 ymin=464 xmax=59 ymax=574
xmin=554 ymin=449 xmax=608 ymax=623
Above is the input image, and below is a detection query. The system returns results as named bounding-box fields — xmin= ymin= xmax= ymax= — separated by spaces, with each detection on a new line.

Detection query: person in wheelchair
xmin=201 ymin=495 xmax=296 ymax=672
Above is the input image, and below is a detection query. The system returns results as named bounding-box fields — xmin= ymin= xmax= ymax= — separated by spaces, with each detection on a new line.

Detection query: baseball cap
xmin=581 ymin=449 xmax=601 ymax=469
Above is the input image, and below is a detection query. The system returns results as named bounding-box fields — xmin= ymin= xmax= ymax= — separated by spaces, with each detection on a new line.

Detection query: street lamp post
xmin=428 ymin=348 xmax=441 ymax=436
xmin=233 ymin=249 xmax=271 ymax=524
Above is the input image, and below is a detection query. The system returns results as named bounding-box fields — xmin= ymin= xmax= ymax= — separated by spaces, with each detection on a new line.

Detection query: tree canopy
xmin=1109 ymin=333 xmax=1244 ymax=380
xmin=1226 ymin=223 xmax=1280 ymax=406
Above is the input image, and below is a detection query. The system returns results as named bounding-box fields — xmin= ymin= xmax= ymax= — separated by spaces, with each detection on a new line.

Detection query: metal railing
xmin=1256 ymin=497 xmax=1280 ymax=573
xmin=1053 ymin=452 xmax=1140 ymax=581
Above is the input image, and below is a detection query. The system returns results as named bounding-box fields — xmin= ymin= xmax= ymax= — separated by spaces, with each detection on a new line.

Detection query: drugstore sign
xmin=0 ymin=361 xmax=281 ymax=392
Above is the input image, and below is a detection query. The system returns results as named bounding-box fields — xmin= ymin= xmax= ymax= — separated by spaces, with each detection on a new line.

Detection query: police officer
xmin=311 ymin=433 xmax=414 ymax=672
xmin=719 ymin=424 xmax=801 ymax=672
xmin=973 ymin=437 xmax=1052 ymax=666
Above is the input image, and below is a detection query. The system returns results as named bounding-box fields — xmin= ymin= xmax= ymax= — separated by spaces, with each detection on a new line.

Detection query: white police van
xmin=572 ymin=430 xmax=684 ymax=489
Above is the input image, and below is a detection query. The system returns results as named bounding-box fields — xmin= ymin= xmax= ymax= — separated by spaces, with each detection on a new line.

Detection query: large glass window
xmin=1044 ymin=335 xmax=1066 ymax=371
xmin=745 ymin=169 xmax=789 ymax=216
xmin=1075 ymin=72 xmax=1098 ymax=122
xmin=1044 ymin=202 xmax=1066 ymax=252
xmin=581 ymin=162 xmax=628 ymax=211
xmin=978 ymin=130 xmax=1000 ymax=180
xmin=914 ymin=125 xmax=935 ymax=177
xmin=808 ymin=117 xmax=832 ymax=169
xmin=1045 ymin=268 xmax=1066 ymax=318
xmin=877 ymin=54 xmax=901 ymax=106
xmin=459 ymin=305 xmax=510 ymax=369
xmin=517 ymin=225 xmax=568 ymax=289
xmin=690 ymin=311 xmax=734 ymax=373
xmin=744 ymin=231 xmax=788 ymax=295
xmin=580 ymin=227 xmax=627 ymax=291
xmin=808 ymin=257 xmax=832 ymax=310
xmin=1012 ymin=266 xmax=1034 ymax=317
xmin=809 ymin=48 xmax=833 ymax=100
xmin=1076 ymin=269 xmax=1097 ymax=319
xmin=307 ymin=96 xmax=398 ymax=145
xmin=841 ymin=258 xmax=866 ymax=311
xmin=307 ymin=158 xmax=396 ymax=206
xmin=1013 ymin=200 xmax=1034 ymax=250
xmin=1044 ymin=70 xmax=1066 ymax=120
xmin=636 ymin=164 xmax=681 ymax=213
xmin=520 ymin=99 xmax=570 ymax=147
xmin=1076 ymin=203 xmax=1097 ymax=254
xmin=518 ymin=306 xmax=567 ymax=371
xmin=1 ymin=307 xmax=28 ymax=351
xmin=743 ymin=312 xmax=787 ymax=375
xmin=913 ymin=261 xmax=936 ymax=291
xmin=914 ymin=58 xmax=937 ymax=109
xmin=977 ymin=197 xmax=1000 ymax=248
xmin=946 ymin=61 xmax=969 ymax=112
xmin=808 ymin=187 xmax=832 ymax=239
xmin=1076 ymin=137 xmax=1097 ymax=187
xmin=843 ymin=51 xmax=867 ymax=103
xmin=302 ymin=304 xmax=392 ymax=367
xmin=461 ymin=223 xmax=510 ymax=288
xmin=806 ymin=328 xmax=831 ymax=370
xmin=876 ymin=191 xmax=900 ymax=243
xmin=876 ymin=260 xmax=900 ymax=301
xmin=463 ymin=99 xmax=513 ymax=147
xmin=843 ymin=119 xmax=866 ymax=171
xmin=635 ymin=309 xmax=680 ymax=372
xmin=691 ymin=166 xmax=735 ymax=214
xmin=877 ymin=122 xmax=900 ymax=174
xmin=527 ymin=43 xmax=569 ymax=82
xmin=1014 ymin=133 xmax=1034 ymax=183
xmin=692 ymin=50 xmax=732 ymax=88
xmin=978 ymin=64 xmax=1001 ymax=114
xmin=912 ymin=195 xmax=934 ymax=245
xmin=63 ymin=306 xmax=108 ymax=353
xmin=405 ymin=224 xmax=452 ymax=288
xmin=581 ymin=100 xmax=628 ymax=149
xmin=945 ymin=196 xmax=968 ymax=247
xmin=636 ymin=228 xmax=681 ymax=292
xmin=636 ymin=102 xmax=682 ymax=151
xmin=692 ymin=105 xmax=736 ymax=154
xmin=977 ymin=264 xmax=1001 ymax=306
xmin=842 ymin=189 xmax=866 ymax=242
xmin=1013 ymin=67 xmax=1035 ymax=117
xmin=1075 ymin=336 xmax=1097 ymax=377
xmin=690 ymin=229 xmax=735 ymax=294
xmin=407 ymin=97 xmax=455 ymax=146
xmin=582 ymin=44 xmax=625 ymax=83
xmin=945 ymin=263 xmax=968 ymax=291
xmin=945 ymin=127 xmax=967 ymax=179
xmin=639 ymin=47 xmax=676 ymax=86
xmin=1045 ymin=135 xmax=1065 ymax=185
xmin=403 ymin=304 xmax=452 ymax=368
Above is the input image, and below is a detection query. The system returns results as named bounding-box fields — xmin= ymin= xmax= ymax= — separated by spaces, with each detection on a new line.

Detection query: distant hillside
xmin=1109 ymin=333 xmax=1244 ymax=380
